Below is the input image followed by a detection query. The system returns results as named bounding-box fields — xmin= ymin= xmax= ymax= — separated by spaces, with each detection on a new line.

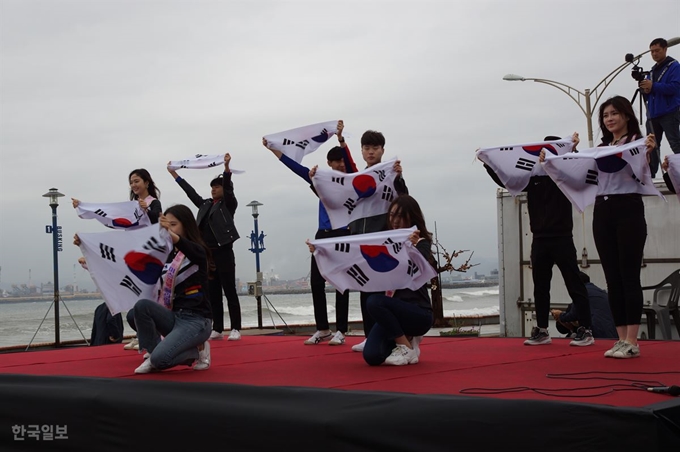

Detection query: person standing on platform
xmin=640 ymin=37 xmax=680 ymax=177
xmin=169 ymin=153 xmax=242 ymax=341
xmin=263 ymin=120 xmax=357 ymax=345
xmin=347 ymin=130 xmax=409 ymax=353
xmin=482 ymin=135 xmax=594 ymax=347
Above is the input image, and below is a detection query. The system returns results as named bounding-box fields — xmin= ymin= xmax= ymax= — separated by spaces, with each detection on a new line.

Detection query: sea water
xmin=0 ymin=286 xmax=499 ymax=348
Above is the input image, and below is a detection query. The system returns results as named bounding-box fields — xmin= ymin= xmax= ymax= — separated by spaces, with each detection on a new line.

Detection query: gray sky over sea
xmin=1 ymin=0 xmax=678 ymax=291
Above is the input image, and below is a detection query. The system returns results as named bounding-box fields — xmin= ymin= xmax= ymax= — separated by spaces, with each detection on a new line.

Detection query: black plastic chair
xmin=642 ymin=269 xmax=680 ymax=340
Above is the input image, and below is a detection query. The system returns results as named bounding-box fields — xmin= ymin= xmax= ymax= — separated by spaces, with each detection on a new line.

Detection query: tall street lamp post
xmin=503 ymin=37 xmax=680 ymax=147
xmin=42 ymin=188 xmax=65 ymax=346
xmin=246 ymin=200 xmax=265 ymax=329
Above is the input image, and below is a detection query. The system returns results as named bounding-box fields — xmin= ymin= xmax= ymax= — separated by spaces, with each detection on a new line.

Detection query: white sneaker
xmin=411 ymin=335 xmax=423 ymax=357
xmin=351 ymin=339 xmax=367 ymax=352
xmin=123 ymin=338 xmax=139 ymax=350
xmin=328 ymin=331 xmax=345 ymax=346
xmin=384 ymin=344 xmax=419 ymax=366
xmin=142 ymin=352 xmax=150 ymax=360
xmin=194 ymin=341 xmax=211 ymax=370
xmin=304 ymin=330 xmax=332 ymax=345
xmin=209 ymin=331 xmax=224 ymax=340
xmin=228 ymin=329 xmax=241 ymax=341
xmin=604 ymin=340 xmax=626 ymax=358
xmin=134 ymin=358 xmax=157 ymax=374
xmin=612 ymin=342 xmax=640 ymax=359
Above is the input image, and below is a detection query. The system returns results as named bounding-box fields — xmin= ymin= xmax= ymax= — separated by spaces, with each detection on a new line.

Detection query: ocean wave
xmin=262 ymin=305 xmax=332 ymax=317
xmin=443 ymin=307 xmax=500 ymax=317
xmin=456 ymin=289 xmax=499 ymax=297
xmin=444 ymin=295 xmax=464 ymax=303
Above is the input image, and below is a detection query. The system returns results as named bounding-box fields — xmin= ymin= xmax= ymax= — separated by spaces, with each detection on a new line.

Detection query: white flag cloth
xmin=667 ymin=153 xmax=680 ymax=201
xmin=542 ymin=138 xmax=664 ymax=212
xmin=476 ymin=138 xmax=574 ymax=196
xmin=76 ymin=201 xmax=152 ymax=230
xmin=310 ymin=226 xmax=436 ymax=293
xmin=167 ymin=154 xmax=245 ymax=174
xmin=263 ymin=120 xmax=339 ymax=163
xmin=312 ymin=158 xmax=399 ymax=229
xmin=78 ymin=224 xmax=173 ymax=315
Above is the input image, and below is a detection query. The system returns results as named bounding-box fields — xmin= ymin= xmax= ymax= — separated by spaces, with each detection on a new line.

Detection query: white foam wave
xmin=444 ymin=295 xmax=464 ymax=303
xmin=443 ymin=306 xmax=500 ymax=317
xmin=456 ymin=289 xmax=499 ymax=297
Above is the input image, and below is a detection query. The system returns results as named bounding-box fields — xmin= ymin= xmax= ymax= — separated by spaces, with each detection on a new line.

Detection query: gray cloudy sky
xmin=1 ymin=0 xmax=678 ymax=290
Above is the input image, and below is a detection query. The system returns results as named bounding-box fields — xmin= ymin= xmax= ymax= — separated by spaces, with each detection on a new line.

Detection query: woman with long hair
xmin=362 ymin=195 xmax=436 ymax=366
xmin=132 ymin=204 xmax=214 ymax=373
xmin=594 ymin=96 xmax=656 ymax=359
xmin=128 ymin=168 xmax=162 ymax=224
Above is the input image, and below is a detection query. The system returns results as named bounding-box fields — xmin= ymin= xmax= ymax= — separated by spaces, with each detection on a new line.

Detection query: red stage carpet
xmin=1 ymin=336 xmax=679 ymax=451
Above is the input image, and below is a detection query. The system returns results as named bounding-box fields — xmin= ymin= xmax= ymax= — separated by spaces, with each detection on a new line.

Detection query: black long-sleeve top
xmin=167 ymin=236 xmax=212 ymax=319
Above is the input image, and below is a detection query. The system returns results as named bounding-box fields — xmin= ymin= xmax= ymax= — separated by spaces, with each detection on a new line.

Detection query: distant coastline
xmin=0 ymin=281 xmax=499 ymax=303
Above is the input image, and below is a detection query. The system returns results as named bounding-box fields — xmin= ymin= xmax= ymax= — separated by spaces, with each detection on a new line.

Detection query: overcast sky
xmin=1 ymin=0 xmax=678 ymax=291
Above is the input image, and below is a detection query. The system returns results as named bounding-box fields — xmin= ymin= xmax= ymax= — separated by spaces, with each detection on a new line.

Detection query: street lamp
xmin=246 ymin=200 xmax=265 ymax=328
xmin=503 ymin=36 xmax=680 ymax=147
xmin=42 ymin=188 xmax=65 ymax=346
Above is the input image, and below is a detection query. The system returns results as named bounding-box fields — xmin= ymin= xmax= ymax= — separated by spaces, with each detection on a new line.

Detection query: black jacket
xmin=167 ymin=236 xmax=213 ymax=319
xmin=484 ymin=164 xmax=573 ymax=238
xmin=348 ymin=174 xmax=409 ymax=234
xmin=176 ymin=172 xmax=240 ymax=247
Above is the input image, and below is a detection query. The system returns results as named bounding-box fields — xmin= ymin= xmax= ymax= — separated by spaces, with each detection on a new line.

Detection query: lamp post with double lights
xmin=42 ymin=188 xmax=65 ymax=346
xmin=246 ymin=200 xmax=265 ymax=329
xmin=503 ymin=37 xmax=680 ymax=148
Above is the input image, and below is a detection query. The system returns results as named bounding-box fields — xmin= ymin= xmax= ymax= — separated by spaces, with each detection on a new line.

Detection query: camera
xmin=625 ymin=53 xmax=650 ymax=82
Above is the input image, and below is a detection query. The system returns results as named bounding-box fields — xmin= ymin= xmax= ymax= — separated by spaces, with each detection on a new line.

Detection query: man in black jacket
xmin=483 ymin=135 xmax=593 ymax=346
xmin=169 ymin=153 xmax=242 ymax=341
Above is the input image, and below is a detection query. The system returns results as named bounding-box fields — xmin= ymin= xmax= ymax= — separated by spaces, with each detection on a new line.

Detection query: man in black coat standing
xmin=169 ymin=153 xmax=242 ymax=341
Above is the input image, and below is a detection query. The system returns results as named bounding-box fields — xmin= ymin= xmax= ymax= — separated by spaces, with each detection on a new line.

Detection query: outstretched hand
xmin=167 ymin=161 xmax=179 ymax=179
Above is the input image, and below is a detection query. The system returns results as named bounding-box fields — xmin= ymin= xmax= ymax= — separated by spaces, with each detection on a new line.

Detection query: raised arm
xmin=263 ymin=137 xmax=313 ymax=184
xmin=168 ymin=161 xmax=206 ymax=208
xmin=222 ymin=153 xmax=238 ymax=214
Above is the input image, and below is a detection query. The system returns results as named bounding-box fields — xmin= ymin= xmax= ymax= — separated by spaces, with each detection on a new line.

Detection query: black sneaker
xmin=524 ymin=327 xmax=551 ymax=345
xmin=569 ymin=326 xmax=594 ymax=346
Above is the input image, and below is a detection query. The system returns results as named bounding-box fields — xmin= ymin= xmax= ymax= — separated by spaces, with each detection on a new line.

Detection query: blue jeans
xmin=363 ymin=294 xmax=433 ymax=366
xmin=133 ymin=299 xmax=212 ymax=370
xmin=650 ymin=108 xmax=680 ymax=176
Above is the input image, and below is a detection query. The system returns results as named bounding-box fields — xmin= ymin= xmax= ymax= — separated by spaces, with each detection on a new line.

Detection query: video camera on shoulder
xmin=625 ymin=53 xmax=650 ymax=82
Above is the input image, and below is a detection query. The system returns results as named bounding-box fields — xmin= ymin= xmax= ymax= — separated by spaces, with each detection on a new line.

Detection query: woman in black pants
xmin=594 ymin=96 xmax=656 ymax=359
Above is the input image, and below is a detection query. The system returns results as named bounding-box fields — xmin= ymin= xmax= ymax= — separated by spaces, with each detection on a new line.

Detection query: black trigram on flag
xmin=282 ymin=138 xmax=295 ymax=146
xmin=555 ymin=142 xmax=566 ymax=148
xmin=630 ymin=172 xmax=645 ymax=185
xmin=295 ymin=139 xmax=310 ymax=150
xmin=585 ymin=169 xmax=598 ymax=185
xmin=381 ymin=186 xmax=394 ymax=202
xmin=94 ymin=209 xmax=107 ymax=217
xmin=500 ymin=147 xmax=513 ymax=151
xmin=120 ymin=275 xmax=142 ymax=296
xmin=383 ymin=238 xmax=402 ymax=254
xmin=515 ymin=158 xmax=535 ymax=172
xmin=100 ymin=243 xmax=116 ymax=262
xmin=373 ymin=169 xmax=386 ymax=182
xmin=347 ymin=264 xmax=369 ymax=286
xmin=335 ymin=243 xmax=350 ymax=253
xmin=407 ymin=259 xmax=420 ymax=277
xmin=629 ymin=147 xmax=640 ymax=156
xmin=208 ymin=162 xmax=218 ymax=167
xmin=344 ymin=198 xmax=357 ymax=214
xmin=143 ymin=236 xmax=168 ymax=254
xmin=332 ymin=176 xmax=345 ymax=185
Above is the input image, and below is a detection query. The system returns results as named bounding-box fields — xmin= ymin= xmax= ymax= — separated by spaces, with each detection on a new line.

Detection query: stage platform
xmin=1 ymin=335 xmax=679 ymax=451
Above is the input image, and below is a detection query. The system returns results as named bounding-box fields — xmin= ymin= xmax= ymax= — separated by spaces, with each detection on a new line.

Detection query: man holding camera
xmin=640 ymin=38 xmax=680 ymax=177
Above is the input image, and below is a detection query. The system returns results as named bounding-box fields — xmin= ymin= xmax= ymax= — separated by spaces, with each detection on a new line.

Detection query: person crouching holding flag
xmin=360 ymin=196 xmax=435 ymax=365
xmin=132 ymin=204 xmax=213 ymax=374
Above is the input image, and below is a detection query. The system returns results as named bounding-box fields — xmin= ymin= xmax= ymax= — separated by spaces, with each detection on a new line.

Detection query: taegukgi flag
xmin=310 ymin=226 xmax=436 ymax=293
xmin=76 ymin=201 xmax=152 ymax=230
xmin=476 ymin=137 xmax=574 ymax=196
xmin=263 ymin=120 xmax=339 ymax=163
xmin=78 ymin=224 xmax=173 ymax=315
xmin=312 ymin=158 xmax=399 ymax=229
xmin=667 ymin=153 xmax=680 ymax=202
xmin=167 ymin=154 xmax=245 ymax=174
xmin=542 ymin=137 xmax=664 ymax=212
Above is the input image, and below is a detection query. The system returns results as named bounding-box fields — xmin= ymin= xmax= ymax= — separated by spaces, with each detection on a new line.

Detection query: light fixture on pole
xmin=503 ymin=36 xmax=680 ymax=148
xmin=42 ymin=188 xmax=65 ymax=346
xmin=246 ymin=200 xmax=265 ymax=329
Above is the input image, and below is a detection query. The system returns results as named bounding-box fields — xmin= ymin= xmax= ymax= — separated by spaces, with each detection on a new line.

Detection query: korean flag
xmin=76 ymin=201 xmax=152 ymax=230
xmin=263 ymin=120 xmax=339 ymax=163
xmin=310 ymin=226 xmax=436 ymax=293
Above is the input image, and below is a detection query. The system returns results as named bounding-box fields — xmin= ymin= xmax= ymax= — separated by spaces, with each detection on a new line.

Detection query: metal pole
xmin=253 ymin=214 xmax=262 ymax=329
xmin=584 ymin=89 xmax=594 ymax=148
xmin=50 ymin=204 xmax=60 ymax=346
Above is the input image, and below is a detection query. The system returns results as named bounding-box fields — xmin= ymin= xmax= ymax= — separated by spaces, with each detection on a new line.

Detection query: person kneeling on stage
xmin=363 ymin=195 xmax=435 ymax=366
xmin=132 ymin=204 xmax=213 ymax=374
